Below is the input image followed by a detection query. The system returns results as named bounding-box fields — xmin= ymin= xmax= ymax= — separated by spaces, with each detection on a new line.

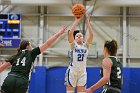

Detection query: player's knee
xmin=66 ymin=86 xmax=75 ymax=93
xmin=77 ymin=89 xmax=86 ymax=93
xmin=77 ymin=86 xmax=86 ymax=93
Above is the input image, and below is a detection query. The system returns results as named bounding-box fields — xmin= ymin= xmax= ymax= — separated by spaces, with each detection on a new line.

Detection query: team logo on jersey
xmin=75 ymin=49 xmax=87 ymax=53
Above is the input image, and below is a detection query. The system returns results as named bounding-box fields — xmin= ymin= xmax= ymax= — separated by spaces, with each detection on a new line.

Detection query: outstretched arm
xmin=39 ymin=26 xmax=67 ymax=53
xmin=86 ymin=58 xmax=112 ymax=93
xmin=86 ymin=14 xmax=94 ymax=48
xmin=68 ymin=17 xmax=81 ymax=43
xmin=0 ymin=61 xmax=11 ymax=73
xmin=0 ymin=43 xmax=5 ymax=47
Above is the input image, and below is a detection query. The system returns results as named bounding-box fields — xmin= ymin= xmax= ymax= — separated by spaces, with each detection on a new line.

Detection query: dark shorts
xmin=1 ymin=75 xmax=28 ymax=93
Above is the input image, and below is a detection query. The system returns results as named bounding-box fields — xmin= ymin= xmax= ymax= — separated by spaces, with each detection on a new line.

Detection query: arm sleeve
xmin=31 ymin=47 xmax=41 ymax=58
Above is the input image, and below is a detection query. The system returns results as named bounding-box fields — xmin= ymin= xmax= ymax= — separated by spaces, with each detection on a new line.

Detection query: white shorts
xmin=65 ymin=68 xmax=87 ymax=87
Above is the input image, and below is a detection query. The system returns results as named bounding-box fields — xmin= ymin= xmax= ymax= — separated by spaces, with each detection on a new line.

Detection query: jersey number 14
xmin=16 ymin=57 xmax=26 ymax=66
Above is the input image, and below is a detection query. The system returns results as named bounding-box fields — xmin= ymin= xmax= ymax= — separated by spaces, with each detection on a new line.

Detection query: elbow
xmin=89 ymin=33 xmax=94 ymax=40
xmin=40 ymin=45 xmax=49 ymax=53
xmin=0 ymin=70 xmax=2 ymax=73
xmin=103 ymin=76 xmax=110 ymax=83
xmin=89 ymin=36 xmax=94 ymax=44
xmin=0 ymin=62 xmax=11 ymax=73
xmin=68 ymin=32 xmax=74 ymax=37
xmin=0 ymin=68 xmax=4 ymax=73
xmin=91 ymin=34 xmax=94 ymax=40
xmin=91 ymin=32 xmax=94 ymax=38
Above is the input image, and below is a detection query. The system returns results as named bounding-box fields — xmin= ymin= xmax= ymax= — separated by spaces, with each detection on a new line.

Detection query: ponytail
xmin=5 ymin=40 xmax=30 ymax=63
xmin=104 ymin=40 xmax=118 ymax=56
xmin=5 ymin=48 xmax=21 ymax=63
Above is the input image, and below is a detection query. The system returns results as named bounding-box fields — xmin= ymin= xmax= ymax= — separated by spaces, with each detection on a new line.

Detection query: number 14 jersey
xmin=8 ymin=47 xmax=41 ymax=79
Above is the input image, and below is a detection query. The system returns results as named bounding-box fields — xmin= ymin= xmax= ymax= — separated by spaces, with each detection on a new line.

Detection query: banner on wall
xmin=0 ymin=39 xmax=20 ymax=48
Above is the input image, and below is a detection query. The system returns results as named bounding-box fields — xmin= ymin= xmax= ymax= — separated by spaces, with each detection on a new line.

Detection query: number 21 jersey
xmin=69 ymin=42 xmax=88 ymax=71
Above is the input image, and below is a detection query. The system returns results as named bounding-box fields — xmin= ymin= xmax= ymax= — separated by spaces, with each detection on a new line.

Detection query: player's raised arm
xmin=86 ymin=58 xmax=112 ymax=93
xmin=86 ymin=14 xmax=94 ymax=48
xmin=39 ymin=26 xmax=67 ymax=53
xmin=0 ymin=43 xmax=6 ymax=47
xmin=68 ymin=17 xmax=82 ymax=44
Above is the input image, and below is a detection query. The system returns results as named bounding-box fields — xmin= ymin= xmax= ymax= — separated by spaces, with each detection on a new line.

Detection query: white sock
xmin=77 ymin=91 xmax=86 ymax=93
xmin=67 ymin=91 xmax=74 ymax=93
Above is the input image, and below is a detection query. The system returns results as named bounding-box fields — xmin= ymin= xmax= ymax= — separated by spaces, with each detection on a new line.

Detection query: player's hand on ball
xmin=75 ymin=16 xmax=82 ymax=23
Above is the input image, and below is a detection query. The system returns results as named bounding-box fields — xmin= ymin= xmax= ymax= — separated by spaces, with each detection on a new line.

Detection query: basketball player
xmin=86 ymin=40 xmax=123 ymax=93
xmin=65 ymin=14 xmax=94 ymax=93
xmin=0 ymin=26 xmax=67 ymax=93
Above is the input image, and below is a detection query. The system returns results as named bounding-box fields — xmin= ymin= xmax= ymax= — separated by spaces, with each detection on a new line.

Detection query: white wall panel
xmin=129 ymin=18 xmax=140 ymax=56
xmin=21 ymin=16 xmax=39 ymax=46
xmin=93 ymin=6 xmax=120 ymax=15
xmin=129 ymin=7 xmax=140 ymax=15
xmin=47 ymin=6 xmax=71 ymax=14
xmin=10 ymin=5 xmax=38 ymax=14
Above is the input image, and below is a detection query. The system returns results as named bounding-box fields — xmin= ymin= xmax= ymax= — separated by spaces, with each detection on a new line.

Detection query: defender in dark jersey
xmin=0 ymin=26 xmax=67 ymax=93
xmin=86 ymin=40 xmax=123 ymax=93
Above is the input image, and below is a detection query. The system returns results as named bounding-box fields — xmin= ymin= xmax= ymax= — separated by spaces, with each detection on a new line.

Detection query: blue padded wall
xmin=122 ymin=68 xmax=130 ymax=93
xmin=86 ymin=67 xmax=102 ymax=92
xmin=46 ymin=67 xmax=66 ymax=93
xmin=28 ymin=66 xmax=47 ymax=93
xmin=129 ymin=68 xmax=140 ymax=93
xmin=29 ymin=66 xmax=140 ymax=93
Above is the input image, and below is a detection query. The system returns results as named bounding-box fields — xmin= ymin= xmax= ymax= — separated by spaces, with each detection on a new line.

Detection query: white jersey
xmin=69 ymin=41 xmax=88 ymax=72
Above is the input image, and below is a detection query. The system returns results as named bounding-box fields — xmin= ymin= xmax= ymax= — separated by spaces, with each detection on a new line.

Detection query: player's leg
xmin=14 ymin=77 xmax=28 ymax=93
xmin=66 ymin=86 xmax=75 ymax=93
xmin=0 ymin=90 xmax=13 ymax=93
xmin=77 ymin=86 xmax=86 ymax=93
xmin=1 ymin=75 xmax=16 ymax=93
xmin=77 ymin=72 xmax=87 ymax=93
xmin=14 ymin=88 xmax=27 ymax=93
xmin=65 ymin=68 xmax=77 ymax=93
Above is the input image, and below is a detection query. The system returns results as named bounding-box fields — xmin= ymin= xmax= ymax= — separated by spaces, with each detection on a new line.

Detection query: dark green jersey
xmin=8 ymin=47 xmax=41 ymax=79
xmin=100 ymin=56 xmax=122 ymax=89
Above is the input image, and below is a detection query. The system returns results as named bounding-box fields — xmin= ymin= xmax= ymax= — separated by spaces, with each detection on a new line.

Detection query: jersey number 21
xmin=77 ymin=54 xmax=84 ymax=61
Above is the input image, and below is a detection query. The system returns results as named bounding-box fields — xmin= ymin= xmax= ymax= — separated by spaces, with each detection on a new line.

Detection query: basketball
xmin=72 ymin=3 xmax=86 ymax=19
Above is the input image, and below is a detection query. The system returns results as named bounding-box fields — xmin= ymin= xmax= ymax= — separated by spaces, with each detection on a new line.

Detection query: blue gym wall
xmin=28 ymin=66 xmax=140 ymax=93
